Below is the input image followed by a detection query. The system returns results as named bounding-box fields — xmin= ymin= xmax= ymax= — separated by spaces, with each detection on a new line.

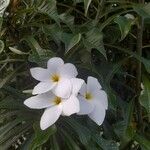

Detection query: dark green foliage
xmin=0 ymin=0 xmax=150 ymax=149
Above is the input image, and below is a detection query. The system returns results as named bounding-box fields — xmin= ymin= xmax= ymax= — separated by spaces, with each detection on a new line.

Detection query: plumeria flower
xmin=24 ymin=78 xmax=84 ymax=130
xmin=78 ymin=76 xmax=108 ymax=125
xmin=30 ymin=57 xmax=78 ymax=98
xmin=0 ymin=0 xmax=10 ymax=17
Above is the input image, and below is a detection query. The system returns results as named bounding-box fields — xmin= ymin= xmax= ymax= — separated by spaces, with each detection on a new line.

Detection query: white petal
xmin=40 ymin=105 xmax=62 ymax=130
xmin=62 ymin=95 xmax=80 ymax=116
xmin=77 ymin=95 xmax=94 ymax=115
xmin=79 ymin=82 xmax=87 ymax=96
xmin=32 ymin=81 xmax=56 ymax=95
xmin=88 ymin=102 xmax=106 ymax=126
xmin=47 ymin=57 xmax=64 ymax=71
xmin=71 ymin=78 xmax=84 ymax=95
xmin=59 ymin=63 xmax=78 ymax=78
xmin=87 ymin=76 xmax=102 ymax=93
xmin=24 ymin=92 xmax=55 ymax=109
xmin=52 ymin=78 xmax=72 ymax=98
xmin=30 ymin=67 xmax=50 ymax=82
xmin=93 ymin=90 xmax=108 ymax=110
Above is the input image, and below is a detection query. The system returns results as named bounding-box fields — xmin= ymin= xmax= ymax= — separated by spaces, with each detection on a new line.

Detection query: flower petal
xmin=71 ymin=78 xmax=84 ymax=95
xmin=24 ymin=92 xmax=55 ymax=109
xmin=93 ymin=90 xmax=108 ymax=109
xmin=59 ymin=63 xmax=78 ymax=78
xmin=40 ymin=105 xmax=62 ymax=130
xmin=30 ymin=67 xmax=50 ymax=82
xmin=79 ymin=82 xmax=87 ymax=96
xmin=88 ymin=103 xmax=106 ymax=126
xmin=62 ymin=95 xmax=80 ymax=116
xmin=32 ymin=81 xmax=56 ymax=95
xmin=77 ymin=95 xmax=94 ymax=115
xmin=47 ymin=57 xmax=64 ymax=71
xmin=87 ymin=76 xmax=102 ymax=93
xmin=52 ymin=78 xmax=72 ymax=98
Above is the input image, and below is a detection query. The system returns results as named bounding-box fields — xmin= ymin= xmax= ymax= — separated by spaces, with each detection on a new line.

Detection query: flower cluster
xmin=24 ymin=57 xmax=108 ymax=130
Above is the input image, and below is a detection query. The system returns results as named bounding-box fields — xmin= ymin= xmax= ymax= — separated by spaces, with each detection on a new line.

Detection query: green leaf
xmin=66 ymin=33 xmax=81 ymax=53
xmin=21 ymin=135 xmax=35 ymax=150
xmin=113 ymin=101 xmax=135 ymax=148
xmin=60 ymin=129 xmax=81 ymax=150
xmin=140 ymin=75 xmax=150 ymax=120
xmin=0 ymin=119 xmax=20 ymax=140
xmin=50 ymin=135 xmax=60 ymax=150
xmin=0 ymin=124 xmax=30 ymax=149
xmin=59 ymin=13 xmax=74 ymax=29
xmin=30 ymin=123 xmax=57 ymax=150
xmin=0 ymin=17 xmax=3 ymax=31
xmin=133 ymin=3 xmax=150 ymax=19
xmin=37 ymin=0 xmax=59 ymax=24
xmin=23 ymin=36 xmax=54 ymax=65
xmin=42 ymin=24 xmax=62 ymax=45
xmin=65 ymin=118 xmax=91 ymax=145
xmin=0 ymin=40 xmax=4 ymax=54
xmin=0 ymin=96 xmax=24 ymax=109
xmin=93 ymin=134 xmax=119 ymax=150
xmin=84 ymin=0 xmax=92 ymax=16
xmin=134 ymin=133 xmax=150 ymax=150
xmin=105 ymin=44 xmax=150 ymax=73
xmin=114 ymin=16 xmax=134 ymax=40
xmin=84 ymin=28 xmax=107 ymax=58
xmin=23 ymin=36 xmax=43 ymax=56
xmin=0 ymin=64 xmax=23 ymax=89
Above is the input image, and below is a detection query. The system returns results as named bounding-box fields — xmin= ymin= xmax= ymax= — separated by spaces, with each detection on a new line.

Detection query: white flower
xmin=78 ymin=76 xmax=108 ymax=125
xmin=24 ymin=78 xmax=84 ymax=130
xmin=30 ymin=57 xmax=78 ymax=98
xmin=0 ymin=0 xmax=10 ymax=17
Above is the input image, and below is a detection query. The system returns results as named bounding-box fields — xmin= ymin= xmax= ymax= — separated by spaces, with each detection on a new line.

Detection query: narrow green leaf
xmin=65 ymin=118 xmax=91 ymax=145
xmin=66 ymin=33 xmax=81 ymax=53
xmin=84 ymin=0 xmax=92 ymax=16
xmin=37 ymin=0 xmax=60 ymax=24
xmin=23 ymin=36 xmax=43 ymax=56
xmin=30 ymin=123 xmax=57 ymax=150
xmin=0 ymin=124 xmax=30 ymax=149
xmin=50 ymin=135 xmax=60 ymax=150
xmin=133 ymin=3 xmax=150 ymax=19
xmin=0 ymin=96 xmax=24 ymax=109
xmin=140 ymin=75 xmax=150 ymax=120
xmin=0 ymin=64 xmax=23 ymax=88
xmin=59 ymin=13 xmax=74 ymax=29
xmin=114 ymin=16 xmax=134 ymax=40
xmin=105 ymin=44 xmax=150 ymax=73
xmin=84 ymin=28 xmax=107 ymax=58
xmin=93 ymin=134 xmax=119 ymax=150
xmin=0 ymin=119 xmax=20 ymax=140
xmin=0 ymin=40 xmax=4 ymax=54
xmin=60 ymin=129 xmax=81 ymax=150
xmin=134 ymin=133 xmax=150 ymax=150
xmin=0 ymin=17 xmax=3 ymax=31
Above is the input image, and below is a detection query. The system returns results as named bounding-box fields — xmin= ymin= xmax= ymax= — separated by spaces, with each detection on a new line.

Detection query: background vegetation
xmin=0 ymin=0 xmax=150 ymax=149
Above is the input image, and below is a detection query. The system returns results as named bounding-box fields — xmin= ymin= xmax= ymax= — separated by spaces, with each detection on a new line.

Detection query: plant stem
xmin=95 ymin=0 xmax=105 ymax=25
xmin=135 ymin=0 xmax=144 ymax=130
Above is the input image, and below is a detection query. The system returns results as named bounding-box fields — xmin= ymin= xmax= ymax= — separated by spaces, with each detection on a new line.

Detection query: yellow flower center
xmin=51 ymin=74 xmax=60 ymax=82
xmin=85 ymin=92 xmax=92 ymax=100
xmin=54 ymin=97 xmax=61 ymax=105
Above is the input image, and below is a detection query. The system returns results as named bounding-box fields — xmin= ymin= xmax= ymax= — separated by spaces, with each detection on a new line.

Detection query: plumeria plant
xmin=0 ymin=0 xmax=150 ymax=150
